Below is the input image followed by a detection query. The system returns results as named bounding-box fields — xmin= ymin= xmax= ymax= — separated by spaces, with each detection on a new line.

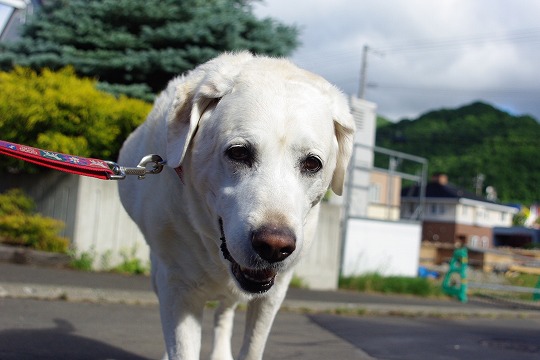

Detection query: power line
xmin=377 ymin=27 xmax=540 ymax=53
xmin=291 ymin=27 xmax=540 ymax=72
xmin=368 ymin=83 xmax=540 ymax=96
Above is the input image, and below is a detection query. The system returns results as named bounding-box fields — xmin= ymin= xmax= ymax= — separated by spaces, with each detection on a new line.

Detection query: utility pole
xmin=358 ymin=45 xmax=383 ymax=99
xmin=358 ymin=45 xmax=369 ymax=99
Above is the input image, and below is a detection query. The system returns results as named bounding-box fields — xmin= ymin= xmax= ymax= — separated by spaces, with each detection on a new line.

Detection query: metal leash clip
xmin=106 ymin=154 xmax=165 ymax=180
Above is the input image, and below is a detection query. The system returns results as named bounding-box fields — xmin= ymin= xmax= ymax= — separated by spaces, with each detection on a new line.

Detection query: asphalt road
xmin=1 ymin=296 xmax=539 ymax=359
xmin=0 ymin=297 xmax=368 ymax=360
xmin=310 ymin=313 xmax=540 ymax=360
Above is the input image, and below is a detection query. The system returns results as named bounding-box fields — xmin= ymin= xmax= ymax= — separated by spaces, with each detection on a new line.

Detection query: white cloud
xmin=255 ymin=0 xmax=540 ymax=121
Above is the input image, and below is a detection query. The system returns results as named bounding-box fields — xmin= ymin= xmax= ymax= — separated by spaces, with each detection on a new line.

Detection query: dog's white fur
xmin=118 ymin=52 xmax=355 ymax=360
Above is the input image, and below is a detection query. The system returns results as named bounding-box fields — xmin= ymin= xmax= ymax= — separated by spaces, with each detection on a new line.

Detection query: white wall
xmin=294 ymin=203 xmax=342 ymax=290
xmin=342 ymin=218 xmax=421 ymax=277
xmin=346 ymin=97 xmax=377 ymax=219
xmin=73 ymin=177 xmax=149 ymax=269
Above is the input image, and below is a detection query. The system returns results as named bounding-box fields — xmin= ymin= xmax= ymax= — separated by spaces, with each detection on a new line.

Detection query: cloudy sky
xmin=254 ymin=0 xmax=540 ymax=121
xmin=1 ymin=1 xmax=539 ymax=121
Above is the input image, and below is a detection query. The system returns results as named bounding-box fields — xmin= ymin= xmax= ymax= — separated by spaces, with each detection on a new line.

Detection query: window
xmin=430 ymin=204 xmax=445 ymax=215
xmin=368 ymin=183 xmax=381 ymax=203
xmin=476 ymin=208 xmax=484 ymax=220
xmin=469 ymin=235 xmax=479 ymax=247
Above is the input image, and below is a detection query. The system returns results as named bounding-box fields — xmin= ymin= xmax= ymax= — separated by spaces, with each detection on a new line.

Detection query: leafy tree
xmin=0 ymin=0 xmax=299 ymax=100
xmin=0 ymin=66 xmax=152 ymax=172
xmin=376 ymin=101 xmax=540 ymax=204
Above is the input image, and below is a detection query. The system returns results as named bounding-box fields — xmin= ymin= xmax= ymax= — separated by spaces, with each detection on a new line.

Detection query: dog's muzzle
xmin=219 ymin=218 xmax=296 ymax=294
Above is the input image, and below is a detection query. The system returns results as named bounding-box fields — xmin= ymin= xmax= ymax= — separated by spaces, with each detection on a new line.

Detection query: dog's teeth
xmin=245 ymin=274 xmax=272 ymax=283
xmin=240 ymin=267 xmax=275 ymax=283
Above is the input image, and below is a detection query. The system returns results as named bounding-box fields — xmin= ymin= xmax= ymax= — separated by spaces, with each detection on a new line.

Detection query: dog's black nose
xmin=251 ymin=226 xmax=296 ymax=263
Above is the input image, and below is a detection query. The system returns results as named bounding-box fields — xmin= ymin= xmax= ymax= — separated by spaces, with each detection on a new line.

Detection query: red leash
xmin=0 ymin=140 xmax=164 ymax=180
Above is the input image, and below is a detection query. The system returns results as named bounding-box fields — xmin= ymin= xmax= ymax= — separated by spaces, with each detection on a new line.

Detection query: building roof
xmin=401 ymin=174 xmax=501 ymax=205
xmin=401 ymin=181 xmax=487 ymax=201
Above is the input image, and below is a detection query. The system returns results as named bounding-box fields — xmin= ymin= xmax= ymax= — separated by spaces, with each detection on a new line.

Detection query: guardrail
xmin=468 ymin=282 xmax=540 ymax=295
xmin=442 ymin=248 xmax=540 ymax=303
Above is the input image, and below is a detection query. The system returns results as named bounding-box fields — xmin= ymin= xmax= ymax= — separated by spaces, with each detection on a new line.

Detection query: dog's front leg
xmin=156 ymin=280 xmax=205 ymax=360
xmin=210 ymin=298 xmax=238 ymax=360
xmin=237 ymin=272 xmax=293 ymax=360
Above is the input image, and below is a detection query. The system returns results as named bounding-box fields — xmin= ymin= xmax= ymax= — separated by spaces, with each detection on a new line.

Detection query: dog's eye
xmin=225 ymin=145 xmax=253 ymax=165
xmin=301 ymin=155 xmax=322 ymax=174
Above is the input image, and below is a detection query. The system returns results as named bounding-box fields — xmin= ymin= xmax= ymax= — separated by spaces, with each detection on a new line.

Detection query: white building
xmin=401 ymin=173 xmax=518 ymax=248
xmin=339 ymin=96 xmax=423 ymax=277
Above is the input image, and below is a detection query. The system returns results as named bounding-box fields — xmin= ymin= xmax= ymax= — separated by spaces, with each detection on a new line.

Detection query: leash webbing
xmin=0 ymin=140 xmax=114 ymax=179
xmin=0 ymin=140 xmax=164 ymax=180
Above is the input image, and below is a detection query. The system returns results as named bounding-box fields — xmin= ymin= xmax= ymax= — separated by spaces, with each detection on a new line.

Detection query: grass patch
xmin=69 ymin=246 xmax=149 ymax=275
xmin=69 ymin=250 xmax=95 ymax=271
xmin=289 ymin=275 xmax=307 ymax=289
xmin=339 ymin=273 xmax=445 ymax=297
xmin=111 ymin=247 xmax=149 ymax=275
xmin=504 ymin=272 xmax=539 ymax=301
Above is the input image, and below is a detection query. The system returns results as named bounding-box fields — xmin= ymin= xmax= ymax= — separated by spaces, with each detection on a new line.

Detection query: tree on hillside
xmin=376 ymin=102 xmax=540 ymax=204
xmin=0 ymin=0 xmax=299 ymax=100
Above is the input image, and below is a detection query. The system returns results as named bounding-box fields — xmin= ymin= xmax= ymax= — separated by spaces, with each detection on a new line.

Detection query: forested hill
xmin=375 ymin=101 xmax=540 ymax=204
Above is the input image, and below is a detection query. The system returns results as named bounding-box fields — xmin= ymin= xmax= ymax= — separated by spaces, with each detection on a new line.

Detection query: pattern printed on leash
xmin=0 ymin=140 xmax=113 ymax=179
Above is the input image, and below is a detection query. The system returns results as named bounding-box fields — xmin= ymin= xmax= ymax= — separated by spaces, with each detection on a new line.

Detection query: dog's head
xmin=166 ymin=52 xmax=355 ymax=294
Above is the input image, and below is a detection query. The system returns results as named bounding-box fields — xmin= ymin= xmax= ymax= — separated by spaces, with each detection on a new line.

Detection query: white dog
xmin=118 ymin=52 xmax=355 ymax=360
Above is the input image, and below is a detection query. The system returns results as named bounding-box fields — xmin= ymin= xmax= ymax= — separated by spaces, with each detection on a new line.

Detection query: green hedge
xmin=0 ymin=189 xmax=69 ymax=253
xmin=0 ymin=67 xmax=152 ymax=172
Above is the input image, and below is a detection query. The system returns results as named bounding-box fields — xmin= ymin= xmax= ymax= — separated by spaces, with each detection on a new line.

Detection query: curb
xmin=0 ymin=245 xmax=70 ymax=268
xmin=0 ymin=282 xmax=158 ymax=306
xmin=2 ymin=282 xmax=540 ymax=319
xmin=281 ymin=299 xmax=540 ymax=319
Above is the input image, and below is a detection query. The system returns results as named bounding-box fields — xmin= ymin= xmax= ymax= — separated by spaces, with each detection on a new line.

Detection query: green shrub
xmin=0 ymin=67 xmax=152 ymax=172
xmin=112 ymin=257 xmax=149 ymax=275
xmin=339 ymin=273 xmax=444 ymax=297
xmin=0 ymin=188 xmax=35 ymax=215
xmin=69 ymin=249 xmax=95 ymax=271
xmin=0 ymin=189 xmax=69 ymax=253
xmin=111 ymin=247 xmax=149 ymax=275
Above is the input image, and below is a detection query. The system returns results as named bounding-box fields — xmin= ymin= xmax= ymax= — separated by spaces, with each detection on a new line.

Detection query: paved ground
xmin=1 ymin=262 xmax=540 ymax=359
xmin=0 ymin=297 xmax=371 ymax=360
xmin=310 ymin=313 xmax=540 ymax=360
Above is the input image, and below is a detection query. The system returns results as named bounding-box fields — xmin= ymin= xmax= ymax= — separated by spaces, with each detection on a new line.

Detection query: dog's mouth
xmin=219 ymin=218 xmax=276 ymax=294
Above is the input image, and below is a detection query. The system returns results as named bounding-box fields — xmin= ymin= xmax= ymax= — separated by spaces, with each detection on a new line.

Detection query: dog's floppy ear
xmin=330 ymin=93 xmax=356 ymax=196
xmin=166 ymin=82 xmax=217 ymax=169
xmin=166 ymin=52 xmax=254 ymax=168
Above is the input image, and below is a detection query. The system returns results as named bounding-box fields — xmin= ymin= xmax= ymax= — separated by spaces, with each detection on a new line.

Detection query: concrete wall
xmin=73 ymin=176 xmax=149 ymax=269
xmin=293 ymin=203 xmax=342 ymax=290
xmin=2 ymin=172 xmax=343 ymax=288
xmin=1 ymin=172 xmax=149 ymax=269
xmin=1 ymin=172 xmax=80 ymax=240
